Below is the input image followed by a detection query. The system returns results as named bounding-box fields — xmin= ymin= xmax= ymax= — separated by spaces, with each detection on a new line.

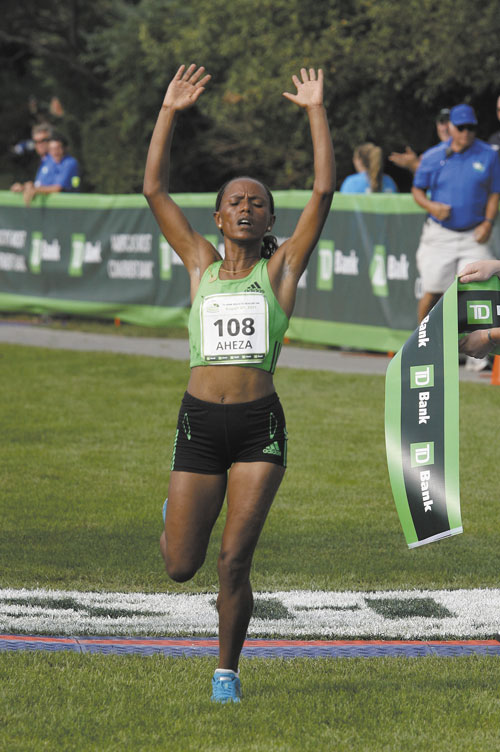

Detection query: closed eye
xmin=226 ymin=194 xmax=267 ymax=207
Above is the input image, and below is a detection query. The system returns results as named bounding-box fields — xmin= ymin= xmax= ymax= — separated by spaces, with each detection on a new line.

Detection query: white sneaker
xmin=465 ymin=356 xmax=491 ymax=372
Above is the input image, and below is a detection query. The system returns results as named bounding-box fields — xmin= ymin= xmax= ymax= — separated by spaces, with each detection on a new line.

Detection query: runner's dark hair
xmin=215 ymin=177 xmax=278 ymax=258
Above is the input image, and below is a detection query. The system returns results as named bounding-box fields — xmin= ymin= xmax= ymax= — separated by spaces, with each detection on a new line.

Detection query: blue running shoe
xmin=162 ymin=498 xmax=168 ymax=523
xmin=211 ymin=671 xmax=242 ymax=704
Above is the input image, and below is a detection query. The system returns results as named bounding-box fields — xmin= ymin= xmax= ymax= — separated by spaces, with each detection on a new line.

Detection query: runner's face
xmin=215 ymin=179 xmax=273 ymax=241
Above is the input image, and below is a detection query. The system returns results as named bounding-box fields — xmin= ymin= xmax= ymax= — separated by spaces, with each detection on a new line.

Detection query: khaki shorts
xmin=416 ymin=219 xmax=493 ymax=294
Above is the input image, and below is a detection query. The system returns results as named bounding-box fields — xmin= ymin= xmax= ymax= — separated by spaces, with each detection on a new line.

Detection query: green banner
xmin=385 ymin=276 xmax=500 ymax=548
xmin=1 ymin=190 xmax=499 ymax=351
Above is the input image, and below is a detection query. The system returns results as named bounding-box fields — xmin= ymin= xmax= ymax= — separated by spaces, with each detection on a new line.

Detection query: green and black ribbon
xmin=385 ymin=276 xmax=500 ymax=548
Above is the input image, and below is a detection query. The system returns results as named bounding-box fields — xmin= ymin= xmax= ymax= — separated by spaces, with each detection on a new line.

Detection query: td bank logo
xmin=159 ymin=239 xmax=172 ymax=281
xmin=410 ymin=365 xmax=434 ymax=389
xmin=410 ymin=442 xmax=434 ymax=467
xmin=29 ymin=232 xmax=61 ymax=273
xmin=467 ymin=300 xmax=493 ymax=325
xmin=30 ymin=231 xmax=43 ymax=274
xmin=69 ymin=234 xmax=85 ymax=276
xmin=369 ymin=245 xmax=388 ymax=297
xmin=69 ymin=233 xmax=102 ymax=276
xmin=316 ymin=240 xmax=334 ymax=291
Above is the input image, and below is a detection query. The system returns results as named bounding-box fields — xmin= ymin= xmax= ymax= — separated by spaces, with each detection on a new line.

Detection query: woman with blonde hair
xmin=340 ymin=142 xmax=397 ymax=193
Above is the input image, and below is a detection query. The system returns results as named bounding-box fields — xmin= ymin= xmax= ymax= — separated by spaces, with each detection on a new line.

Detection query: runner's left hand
xmin=283 ymin=68 xmax=324 ymax=109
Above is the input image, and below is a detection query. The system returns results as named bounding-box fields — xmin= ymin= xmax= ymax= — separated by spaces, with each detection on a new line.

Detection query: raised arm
xmin=268 ymin=68 xmax=335 ymax=315
xmin=143 ymin=64 xmax=219 ymax=286
xmin=388 ymin=146 xmax=421 ymax=173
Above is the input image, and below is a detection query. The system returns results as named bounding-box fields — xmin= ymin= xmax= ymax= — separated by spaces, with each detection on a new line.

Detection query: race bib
xmin=201 ymin=292 xmax=269 ymax=363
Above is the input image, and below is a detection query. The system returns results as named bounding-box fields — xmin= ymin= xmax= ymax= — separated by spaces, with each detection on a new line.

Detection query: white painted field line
xmin=1 ymin=588 xmax=500 ymax=640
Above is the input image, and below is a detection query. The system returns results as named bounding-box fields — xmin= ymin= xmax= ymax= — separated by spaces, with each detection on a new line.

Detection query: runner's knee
xmin=165 ymin=556 xmax=201 ymax=583
xmin=161 ymin=542 xmax=204 ymax=583
xmin=217 ymin=549 xmax=251 ymax=590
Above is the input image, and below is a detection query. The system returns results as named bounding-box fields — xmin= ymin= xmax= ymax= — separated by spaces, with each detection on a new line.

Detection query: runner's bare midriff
xmin=187 ymin=365 xmax=275 ymax=404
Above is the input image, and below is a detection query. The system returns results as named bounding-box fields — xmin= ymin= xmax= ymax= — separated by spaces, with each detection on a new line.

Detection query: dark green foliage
xmin=2 ymin=0 xmax=500 ymax=193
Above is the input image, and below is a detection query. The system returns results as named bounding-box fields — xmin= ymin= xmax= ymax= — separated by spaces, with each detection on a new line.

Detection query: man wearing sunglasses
xmin=22 ymin=132 xmax=80 ymax=207
xmin=412 ymin=103 xmax=500 ymax=328
xmin=10 ymin=123 xmax=53 ymax=194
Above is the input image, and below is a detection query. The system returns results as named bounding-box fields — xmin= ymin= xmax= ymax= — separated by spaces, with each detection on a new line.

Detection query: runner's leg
xmin=160 ymin=470 xmax=227 ymax=582
xmin=215 ymin=461 xmax=286 ymax=671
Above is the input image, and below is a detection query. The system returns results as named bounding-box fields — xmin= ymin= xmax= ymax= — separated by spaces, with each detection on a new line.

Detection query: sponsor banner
xmin=1 ymin=191 xmax=498 ymax=351
xmin=457 ymin=276 xmax=500 ymax=335
xmin=385 ymin=276 xmax=500 ymax=548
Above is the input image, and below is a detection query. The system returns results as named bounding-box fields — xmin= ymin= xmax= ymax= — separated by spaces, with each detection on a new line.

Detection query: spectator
xmin=10 ymin=123 xmax=53 ymax=193
xmin=411 ymin=102 xmax=500 ymax=373
xmin=488 ymin=95 xmax=500 ymax=152
xmin=22 ymin=132 xmax=80 ymax=207
xmin=340 ymin=143 xmax=397 ymax=194
xmin=435 ymin=108 xmax=452 ymax=142
xmin=389 ymin=108 xmax=451 ymax=174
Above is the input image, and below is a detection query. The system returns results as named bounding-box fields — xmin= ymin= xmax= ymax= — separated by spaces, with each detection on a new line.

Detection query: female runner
xmin=143 ymin=63 xmax=335 ymax=703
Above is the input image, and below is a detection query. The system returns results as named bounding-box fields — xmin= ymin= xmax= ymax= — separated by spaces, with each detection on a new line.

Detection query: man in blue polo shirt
xmin=10 ymin=123 xmax=53 ymax=194
xmin=412 ymin=103 xmax=500 ymax=324
xmin=23 ymin=132 xmax=80 ymax=206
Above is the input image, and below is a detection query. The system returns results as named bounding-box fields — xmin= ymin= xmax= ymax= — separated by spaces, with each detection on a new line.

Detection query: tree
xmin=2 ymin=0 xmax=500 ymax=193
xmin=0 ymin=0 xmax=129 ymax=190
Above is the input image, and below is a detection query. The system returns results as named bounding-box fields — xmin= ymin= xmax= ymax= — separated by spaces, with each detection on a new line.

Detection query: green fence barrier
xmin=1 ymin=190 xmax=498 ymax=351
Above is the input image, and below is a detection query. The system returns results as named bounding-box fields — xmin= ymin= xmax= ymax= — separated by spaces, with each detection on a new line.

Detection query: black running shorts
xmin=170 ymin=391 xmax=287 ymax=474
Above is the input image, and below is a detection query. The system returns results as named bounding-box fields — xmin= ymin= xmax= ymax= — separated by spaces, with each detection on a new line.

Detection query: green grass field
xmin=2 ymin=653 xmax=500 ymax=752
xmin=2 ymin=340 xmax=500 ymax=750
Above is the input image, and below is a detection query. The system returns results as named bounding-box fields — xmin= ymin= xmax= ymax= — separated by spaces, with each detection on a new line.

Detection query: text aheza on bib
xmin=201 ymin=292 xmax=269 ymax=363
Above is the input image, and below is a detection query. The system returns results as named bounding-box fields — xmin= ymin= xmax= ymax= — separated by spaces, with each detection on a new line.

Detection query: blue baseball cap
xmin=450 ymin=104 xmax=478 ymax=126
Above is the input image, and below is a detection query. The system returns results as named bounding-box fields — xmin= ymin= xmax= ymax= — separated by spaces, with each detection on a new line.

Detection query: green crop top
xmin=188 ymin=258 xmax=289 ymax=374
